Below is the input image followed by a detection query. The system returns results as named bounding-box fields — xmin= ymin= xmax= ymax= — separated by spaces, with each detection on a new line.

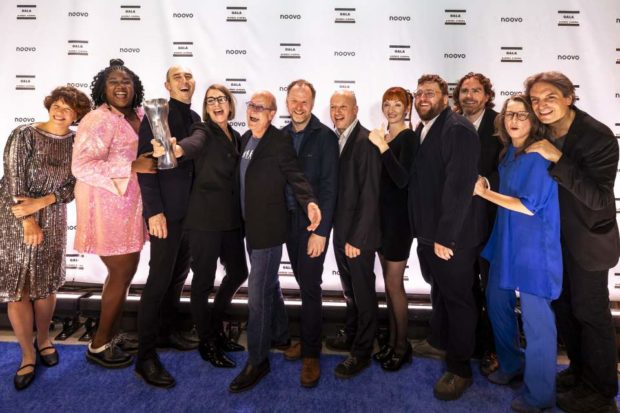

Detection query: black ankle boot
xmin=372 ymin=344 xmax=394 ymax=363
xmin=381 ymin=343 xmax=413 ymax=371
xmin=199 ymin=341 xmax=236 ymax=368
xmin=216 ymin=330 xmax=245 ymax=352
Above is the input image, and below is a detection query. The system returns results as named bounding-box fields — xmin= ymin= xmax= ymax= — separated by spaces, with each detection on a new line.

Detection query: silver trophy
xmin=143 ymin=98 xmax=178 ymax=170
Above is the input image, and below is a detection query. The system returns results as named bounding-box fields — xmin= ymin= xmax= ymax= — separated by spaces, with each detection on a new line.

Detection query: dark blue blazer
xmin=137 ymin=98 xmax=200 ymax=223
xmin=281 ymin=114 xmax=339 ymax=237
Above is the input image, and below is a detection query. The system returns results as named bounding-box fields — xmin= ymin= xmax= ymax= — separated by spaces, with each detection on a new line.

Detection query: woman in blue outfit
xmin=474 ymin=94 xmax=562 ymax=413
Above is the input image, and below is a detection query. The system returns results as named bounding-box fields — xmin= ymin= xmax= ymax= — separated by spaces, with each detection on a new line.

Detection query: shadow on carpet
xmin=0 ymin=341 xmax=575 ymax=412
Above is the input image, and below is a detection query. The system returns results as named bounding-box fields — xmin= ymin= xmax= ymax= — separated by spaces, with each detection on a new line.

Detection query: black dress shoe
xmin=381 ymin=343 xmax=412 ymax=371
xmin=334 ymin=356 xmax=371 ymax=379
xmin=113 ymin=333 xmax=139 ymax=354
xmin=199 ymin=341 xmax=236 ymax=368
xmin=135 ymin=357 xmax=175 ymax=388
xmin=35 ymin=339 xmax=59 ymax=367
xmin=229 ymin=359 xmax=270 ymax=393
xmin=14 ymin=364 xmax=36 ymax=391
xmin=217 ymin=330 xmax=245 ymax=352
xmin=86 ymin=342 xmax=133 ymax=369
xmin=157 ymin=332 xmax=199 ymax=351
xmin=325 ymin=330 xmax=353 ymax=352
xmin=372 ymin=344 xmax=394 ymax=363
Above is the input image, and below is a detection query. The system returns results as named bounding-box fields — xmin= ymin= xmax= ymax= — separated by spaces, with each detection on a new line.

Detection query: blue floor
xmin=0 ymin=341 xmax=571 ymax=412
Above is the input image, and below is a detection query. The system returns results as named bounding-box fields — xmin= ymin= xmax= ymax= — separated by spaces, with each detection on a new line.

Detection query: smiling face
xmin=165 ymin=66 xmax=195 ymax=104
xmin=330 ymin=92 xmax=358 ymax=133
xmin=529 ymin=81 xmax=573 ymax=127
xmin=382 ymin=98 xmax=407 ymax=126
xmin=414 ymin=81 xmax=448 ymax=121
xmin=246 ymin=92 xmax=276 ymax=137
xmin=205 ymin=88 xmax=231 ymax=127
xmin=104 ymin=69 xmax=135 ymax=110
xmin=286 ymin=84 xmax=314 ymax=131
xmin=458 ymin=77 xmax=489 ymax=118
xmin=47 ymin=99 xmax=78 ymax=130
xmin=503 ymin=100 xmax=532 ymax=147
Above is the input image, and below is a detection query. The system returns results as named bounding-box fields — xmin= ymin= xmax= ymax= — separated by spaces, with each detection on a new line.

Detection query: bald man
xmin=229 ymin=91 xmax=321 ymax=393
xmin=135 ymin=65 xmax=200 ymax=388
xmin=327 ymin=90 xmax=382 ymax=379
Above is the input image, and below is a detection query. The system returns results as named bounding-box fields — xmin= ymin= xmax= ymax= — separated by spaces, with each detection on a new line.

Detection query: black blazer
xmin=137 ymin=98 xmax=200 ymax=222
xmin=180 ymin=119 xmax=242 ymax=232
xmin=477 ymin=108 xmax=502 ymax=239
xmin=281 ymin=114 xmax=339 ymax=237
xmin=333 ymin=122 xmax=382 ymax=250
xmin=409 ymin=108 xmax=483 ymax=249
xmin=549 ymin=107 xmax=620 ymax=271
xmin=242 ymin=125 xmax=317 ymax=249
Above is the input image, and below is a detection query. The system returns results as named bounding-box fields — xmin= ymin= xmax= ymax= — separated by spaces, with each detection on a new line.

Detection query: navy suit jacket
xmin=281 ymin=114 xmax=339 ymax=237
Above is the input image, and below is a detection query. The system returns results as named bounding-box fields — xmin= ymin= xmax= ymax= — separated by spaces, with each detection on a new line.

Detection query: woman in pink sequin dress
xmin=72 ymin=59 xmax=156 ymax=368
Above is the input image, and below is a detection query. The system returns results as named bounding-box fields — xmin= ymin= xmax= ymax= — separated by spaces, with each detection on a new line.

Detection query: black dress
xmin=379 ymin=128 xmax=415 ymax=261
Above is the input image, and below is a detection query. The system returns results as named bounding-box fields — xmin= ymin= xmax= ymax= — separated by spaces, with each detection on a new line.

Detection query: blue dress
xmin=481 ymin=145 xmax=562 ymax=300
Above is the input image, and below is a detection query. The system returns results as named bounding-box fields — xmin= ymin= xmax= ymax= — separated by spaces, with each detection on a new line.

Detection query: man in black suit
xmin=452 ymin=72 xmax=502 ymax=376
xmin=409 ymin=74 xmax=482 ymax=400
xmin=328 ymin=90 xmax=382 ymax=379
xmin=228 ymin=91 xmax=321 ymax=393
xmin=525 ymin=71 xmax=620 ymax=413
xmin=135 ymin=65 xmax=200 ymax=388
xmin=280 ymin=80 xmax=339 ymax=387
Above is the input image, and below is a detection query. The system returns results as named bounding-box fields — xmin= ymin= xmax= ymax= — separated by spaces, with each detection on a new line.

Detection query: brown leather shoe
xmin=284 ymin=342 xmax=302 ymax=361
xmin=433 ymin=372 xmax=473 ymax=401
xmin=300 ymin=357 xmax=320 ymax=388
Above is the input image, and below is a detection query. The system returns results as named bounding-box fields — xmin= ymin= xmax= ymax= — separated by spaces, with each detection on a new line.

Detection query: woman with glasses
xmin=153 ymin=84 xmax=248 ymax=368
xmin=0 ymin=86 xmax=91 ymax=390
xmin=474 ymin=94 xmax=561 ymax=412
xmin=367 ymin=87 xmax=416 ymax=371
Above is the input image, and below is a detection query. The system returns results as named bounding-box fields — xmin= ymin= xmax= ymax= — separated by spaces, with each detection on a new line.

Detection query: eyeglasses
xmin=504 ymin=111 xmax=529 ymax=121
xmin=206 ymin=96 xmax=229 ymax=105
xmin=246 ymin=102 xmax=274 ymax=113
xmin=413 ymin=90 xmax=437 ymax=99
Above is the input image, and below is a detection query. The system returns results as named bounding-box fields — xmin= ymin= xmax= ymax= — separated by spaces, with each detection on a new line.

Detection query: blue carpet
xmin=0 ymin=341 xmax=573 ymax=412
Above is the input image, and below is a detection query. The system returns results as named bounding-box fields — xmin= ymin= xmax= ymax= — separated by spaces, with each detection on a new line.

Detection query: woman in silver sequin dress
xmin=0 ymin=86 xmax=91 ymax=390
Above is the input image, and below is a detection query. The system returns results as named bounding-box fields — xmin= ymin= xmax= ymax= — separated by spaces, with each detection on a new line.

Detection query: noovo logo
xmin=226 ymin=49 xmax=246 ymax=55
xmin=67 ymin=82 xmax=89 ymax=88
xmin=334 ymin=51 xmax=355 ymax=56
xmin=500 ymin=17 xmax=523 ymax=22
xmin=16 ymin=47 xmax=36 ymax=52
xmin=15 ymin=117 xmax=35 ymax=122
xmin=557 ymin=54 xmax=579 ymax=60
xmin=172 ymin=13 xmax=193 ymax=18
xmin=500 ymin=91 xmax=521 ymax=96
xmin=444 ymin=53 xmax=466 ymax=58
xmin=389 ymin=16 xmax=411 ymax=21
xmin=68 ymin=11 xmax=88 ymax=17
xmin=230 ymin=121 xmax=246 ymax=127
xmin=280 ymin=14 xmax=301 ymax=20
xmin=119 ymin=47 xmax=140 ymax=53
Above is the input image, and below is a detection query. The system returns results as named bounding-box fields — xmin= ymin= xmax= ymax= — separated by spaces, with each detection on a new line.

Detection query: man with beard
xmin=135 ymin=65 xmax=200 ymax=388
xmin=408 ymin=74 xmax=482 ymax=400
xmin=452 ymin=72 xmax=502 ymax=377
xmin=525 ymin=71 xmax=619 ymax=413
xmin=280 ymin=80 xmax=339 ymax=387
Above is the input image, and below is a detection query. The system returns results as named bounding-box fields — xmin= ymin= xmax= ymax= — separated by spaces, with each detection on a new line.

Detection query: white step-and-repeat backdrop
xmin=2 ymin=1 xmax=620 ymax=297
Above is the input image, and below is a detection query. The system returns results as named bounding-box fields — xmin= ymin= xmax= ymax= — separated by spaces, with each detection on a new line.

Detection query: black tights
xmin=92 ymin=252 xmax=140 ymax=348
xmin=380 ymin=254 xmax=409 ymax=355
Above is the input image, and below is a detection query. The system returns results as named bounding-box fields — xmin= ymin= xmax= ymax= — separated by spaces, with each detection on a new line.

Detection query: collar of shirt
xmin=471 ymin=109 xmax=485 ymax=131
xmin=337 ymin=119 xmax=359 ymax=152
xmin=420 ymin=114 xmax=440 ymax=143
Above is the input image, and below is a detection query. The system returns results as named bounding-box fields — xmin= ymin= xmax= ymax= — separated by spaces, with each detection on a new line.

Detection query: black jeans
xmin=286 ymin=210 xmax=327 ymax=358
xmin=552 ymin=247 xmax=618 ymax=398
xmin=417 ymin=244 xmax=478 ymax=378
xmin=137 ymin=220 xmax=191 ymax=361
xmin=188 ymin=228 xmax=249 ymax=343
xmin=334 ymin=238 xmax=378 ymax=359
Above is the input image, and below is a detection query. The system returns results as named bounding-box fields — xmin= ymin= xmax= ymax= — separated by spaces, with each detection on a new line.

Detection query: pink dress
xmin=72 ymin=104 xmax=147 ymax=256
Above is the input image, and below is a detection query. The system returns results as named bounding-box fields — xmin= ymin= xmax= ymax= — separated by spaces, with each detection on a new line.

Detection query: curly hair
xmin=416 ymin=74 xmax=449 ymax=96
xmin=452 ymin=72 xmax=496 ymax=113
xmin=495 ymin=94 xmax=549 ymax=160
xmin=90 ymin=58 xmax=145 ymax=108
xmin=44 ymin=86 xmax=92 ymax=121
xmin=382 ymin=86 xmax=413 ymax=129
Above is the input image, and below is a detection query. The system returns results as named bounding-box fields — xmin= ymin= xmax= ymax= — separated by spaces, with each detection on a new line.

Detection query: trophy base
xmin=157 ymin=154 xmax=178 ymax=170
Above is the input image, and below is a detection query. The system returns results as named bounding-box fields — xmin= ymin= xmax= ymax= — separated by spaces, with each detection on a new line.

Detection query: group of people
xmin=0 ymin=58 xmax=617 ymax=413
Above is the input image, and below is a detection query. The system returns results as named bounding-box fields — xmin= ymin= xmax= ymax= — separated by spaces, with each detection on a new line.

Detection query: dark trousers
xmin=552 ymin=247 xmax=618 ymax=398
xmin=286 ymin=210 xmax=327 ymax=358
xmin=473 ymin=254 xmax=495 ymax=355
xmin=334 ymin=240 xmax=378 ymax=359
xmin=417 ymin=244 xmax=478 ymax=377
xmin=188 ymin=228 xmax=248 ymax=343
xmin=137 ymin=220 xmax=191 ymax=361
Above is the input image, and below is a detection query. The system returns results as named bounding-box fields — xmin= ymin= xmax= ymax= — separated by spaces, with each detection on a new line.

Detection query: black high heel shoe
xmin=199 ymin=341 xmax=236 ymax=368
xmin=14 ymin=364 xmax=36 ymax=390
xmin=372 ymin=344 xmax=394 ymax=363
xmin=35 ymin=339 xmax=59 ymax=367
xmin=381 ymin=343 xmax=412 ymax=371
